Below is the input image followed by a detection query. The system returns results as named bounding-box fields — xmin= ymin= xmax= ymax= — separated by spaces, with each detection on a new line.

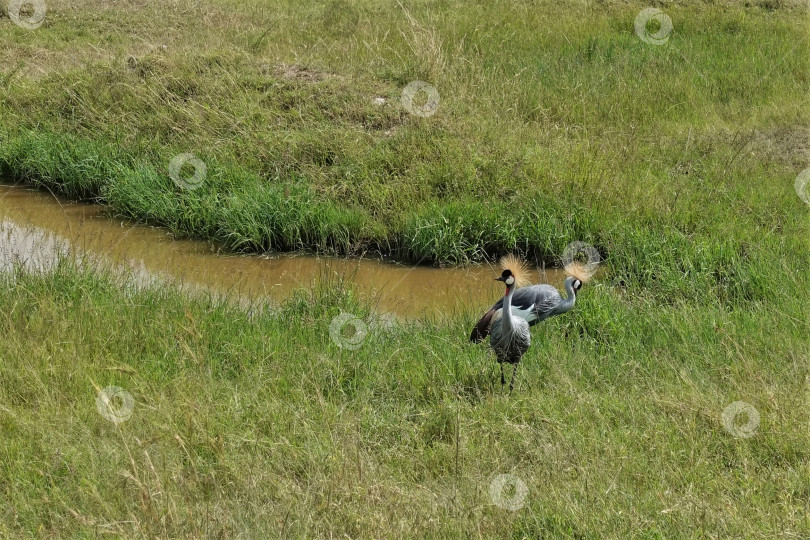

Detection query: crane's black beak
xmin=494 ymin=276 xmax=505 ymax=282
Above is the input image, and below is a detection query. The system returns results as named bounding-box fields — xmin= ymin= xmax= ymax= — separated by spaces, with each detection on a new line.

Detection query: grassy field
xmin=0 ymin=262 xmax=807 ymax=538
xmin=0 ymin=0 xmax=808 ymax=537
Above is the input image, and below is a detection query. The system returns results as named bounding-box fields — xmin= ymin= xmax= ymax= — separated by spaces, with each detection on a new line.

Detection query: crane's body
xmin=489 ymin=312 xmax=530 ymax=365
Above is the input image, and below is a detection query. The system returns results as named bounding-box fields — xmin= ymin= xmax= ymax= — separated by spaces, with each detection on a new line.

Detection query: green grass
xmin=0 ymin=262 xmax=807 ymax=537
xmin=0 ymin=0 xmax=808 ymax=537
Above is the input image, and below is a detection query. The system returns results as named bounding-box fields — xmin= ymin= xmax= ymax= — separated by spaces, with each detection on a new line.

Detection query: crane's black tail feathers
xmin=470 ymin=308 xmax=496 ymax=342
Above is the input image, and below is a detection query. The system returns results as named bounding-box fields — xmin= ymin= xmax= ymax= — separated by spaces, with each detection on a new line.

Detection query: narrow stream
xmin=0 ymin=183 xmax=568 ymax=318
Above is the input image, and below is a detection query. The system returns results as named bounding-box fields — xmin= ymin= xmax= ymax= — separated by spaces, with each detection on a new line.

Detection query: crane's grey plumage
xmin=488 ymin=269 xmax=532 ymax=391
xmin=471 ymin=275 xmax=582 ymax=343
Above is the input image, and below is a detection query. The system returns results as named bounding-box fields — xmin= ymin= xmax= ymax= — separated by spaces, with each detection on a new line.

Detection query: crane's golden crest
xmin=564 ymin=261 xmax=593 ymax=283
xmin=498 ymin=254 xmax=531 ymax=288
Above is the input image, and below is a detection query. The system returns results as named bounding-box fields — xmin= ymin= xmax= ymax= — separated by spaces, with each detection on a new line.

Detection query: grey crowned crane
xmin=489 ymin=268 xmax=532 ymax=392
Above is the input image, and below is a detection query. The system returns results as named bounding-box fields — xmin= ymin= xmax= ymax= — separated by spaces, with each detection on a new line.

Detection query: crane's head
xmin=565 ymin=275 xmax=583 ymax=293
xmin=495 ymin=269 xmax=516 ymax=292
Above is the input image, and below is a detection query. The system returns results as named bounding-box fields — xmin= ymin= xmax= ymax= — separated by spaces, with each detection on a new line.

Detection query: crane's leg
xmin=500 ymin=363 xmax=505 ymax=389
xmin=509 ymin=364 xmax=518 ymax=393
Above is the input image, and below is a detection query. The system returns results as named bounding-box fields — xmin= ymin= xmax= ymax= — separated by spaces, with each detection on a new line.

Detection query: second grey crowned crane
xmin=471 ymin=275 xmax=582 ymax=343
xmin=489 ymin=269 xmax=531 ymax=392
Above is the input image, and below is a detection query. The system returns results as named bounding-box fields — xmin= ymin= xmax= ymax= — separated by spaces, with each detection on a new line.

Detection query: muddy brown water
xmin=0 ymin=183 xmax=568 ymax=318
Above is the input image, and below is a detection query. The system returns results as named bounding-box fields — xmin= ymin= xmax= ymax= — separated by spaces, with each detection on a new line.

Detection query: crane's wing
xmin=470 ymin=307 xmax=497 ymax=343
xmin=523 ymin=285 xmax=563 ymax=324
xmin=469 ymin=284 xmax=562 ymax=342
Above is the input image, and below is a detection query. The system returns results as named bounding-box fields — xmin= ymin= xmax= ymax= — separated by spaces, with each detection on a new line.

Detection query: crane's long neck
xmin=557 ymin=280 xmax=577 ymax=314
xmin=503 ymin=284 xmax=516 ymax=332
